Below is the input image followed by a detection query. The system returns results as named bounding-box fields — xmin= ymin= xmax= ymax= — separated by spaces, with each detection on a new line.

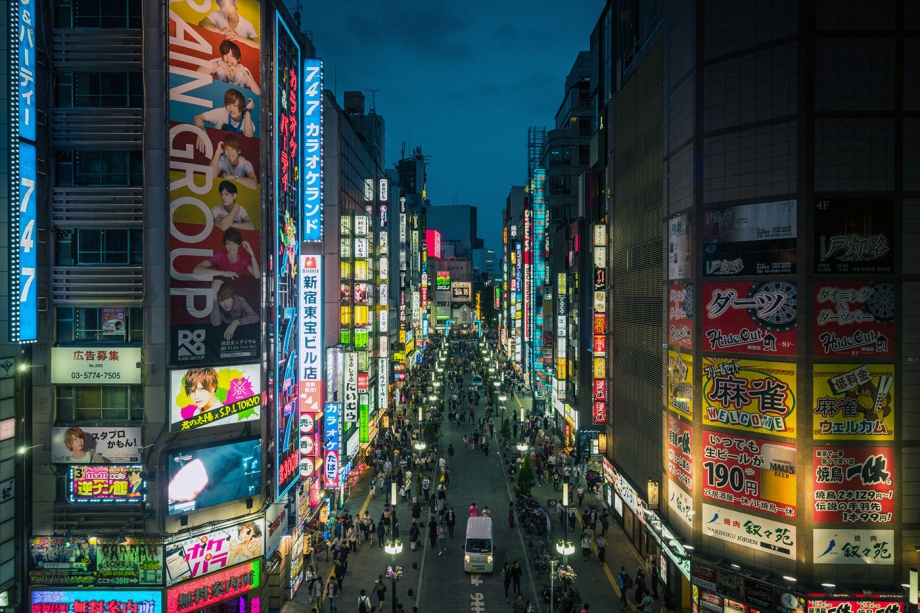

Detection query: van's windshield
xmin=466 ymin=538 xmax=492 ymax=553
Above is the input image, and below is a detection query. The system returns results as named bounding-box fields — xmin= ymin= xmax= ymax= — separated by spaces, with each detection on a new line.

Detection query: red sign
xmin=167 ymin=560 xmax=260 ymax=613
xmin=702 ymin=430 xmax=796 ymax=519
xmin=593 ymin=379 xmax=607 ymax=401
xmin=667 ymin=413 xmax=693 ymax=490
xmin=357 ymin=372 xmax=369 ymax=391
xmin=593 ymin=335 xmax=607 ymax=354
xmin=593 ymin=401 xmax=607 ymax=423
xmin=593 ymin=313 xmax=606 ymax=335
xmin=813 ymin=282 xmax=894 ymax=357
xmin=813 ymin=447 xmax=894 ymax=523
xmin=808 ymin=601 xmax=903 ymax=613
xmin=702 ymin=281 xmax=797 ymax=356
xmin=668 ymin=284 xmax=693 ymax=349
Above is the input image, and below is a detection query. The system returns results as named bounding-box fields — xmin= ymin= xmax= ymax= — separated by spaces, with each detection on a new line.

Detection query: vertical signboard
xmin=668 ymin=284 xmax=693 ymax=350
xmin=299 ymin=255 xmax=323 ymax=478
xmin=275 ymin=13 xmax=301 ymax=500
xmin=593 ymin=223 xmax=607 ymax=424
xmin=324 ymin=402 xmax=340 ymax=488
xmin=667 ymin=350 xmax=693 ymax=418
xmin=302 ymin=59 xmax=323 ymax=241
xmin=11 ymin=0 xmax=38 ymax=342
xmin=343 ymin=351 xmax=358 ymax=423
xmin=668 ymin=213 xmax=692 ymax=279
xmin=168 ymin=0 xmax=263 ymax=365
xmin=667 ymin=413 xmax=693 ymax=491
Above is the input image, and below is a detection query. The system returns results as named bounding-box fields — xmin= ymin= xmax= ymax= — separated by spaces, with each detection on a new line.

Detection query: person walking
xmin=310 ymin=573 xmax=324 ymax=612
xmin=596 ymin=534 xmax=607 ymax=565
xmin=437 ymin=521 xmax=448 ymax=554
xmin=651 ymin=559 xmax=660 ymax=599
xmin=512 ymin=594 xmax=526 ymax=613
xmin=347 ymin=524 xmax=358 ymax=553
xmin=501 ymin=562 xmax=513 ymax=602
xmin=373 ymin=577 xmax=387 ymax=611
xmin=358 ymin=589 xmax=373 ymax=613
xmin=553 ymin=471 xmax=560 ymax=492
xmin=511 ymin=560 xmax=523 ymax=596
xmin=446 ymin=507 xmax=456 ymax=536
xmin=635 ymin=568 xmax=648 ymax=605
xmin=580 ymin=525 xmax=593 ymax=561
xmin=642 ymin=592 xmax=655 ymax=613
xmin=428 ymin=518 xmax=438 ymax=548
xmin=375 ymin=519 xmax=385 ymax=547
xmin=576 ymin=484 xmax=585 ymax=508
xmin=369 ymin=476 xmax=377 ymax=498
xmin=325 ymin=578 xmax=340 ymax=613
xmin=618 ymin=566 xmax=633 ymax=609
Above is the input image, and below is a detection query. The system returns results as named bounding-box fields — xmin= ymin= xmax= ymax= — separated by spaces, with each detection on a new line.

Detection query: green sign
xmin=359 ymin=393 xmax=369 ymax=443
xmin=355 ymin=328 xmax=369 ymax=349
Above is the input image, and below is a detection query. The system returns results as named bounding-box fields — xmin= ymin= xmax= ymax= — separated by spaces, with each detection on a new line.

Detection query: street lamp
xmin=384 ymin=539 xmax=404 ymax=612
xmin=556 ymin=540 xmax=575 ymax=567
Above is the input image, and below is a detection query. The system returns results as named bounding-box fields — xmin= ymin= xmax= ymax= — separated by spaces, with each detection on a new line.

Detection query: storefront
xmin=165 ymin=559 xmax=261 ymax=613
xmin=32 ymin=589 xmax=163 ymax=613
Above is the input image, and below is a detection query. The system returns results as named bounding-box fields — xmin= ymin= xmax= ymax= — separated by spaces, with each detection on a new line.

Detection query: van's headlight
xmin=464 ymin=555 xmax=470 ymax=563
xmin=487 ymin=556 xmax=493 ymax=564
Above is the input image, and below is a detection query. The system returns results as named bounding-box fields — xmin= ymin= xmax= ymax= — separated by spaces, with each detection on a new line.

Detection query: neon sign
xmin=166 ymin=560 xmax=260 ymax=613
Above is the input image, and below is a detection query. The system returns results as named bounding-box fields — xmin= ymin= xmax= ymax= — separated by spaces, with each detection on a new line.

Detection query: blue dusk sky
xmin=291 ymin=0 xmax=605 ymax=253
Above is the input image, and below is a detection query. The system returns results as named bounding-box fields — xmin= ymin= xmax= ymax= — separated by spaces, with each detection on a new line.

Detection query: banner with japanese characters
xmin=815 ymin=199 xmax=895 ymax=275
xmin=701 ymin=503 xmax=796 ymax=560
xmin=702 ymin=358 xmax=796 ymax=438
xmin=667 ymin=413 xmax=693 ymax=491
xmin=169 ymin=363 xmax=262 ymax=432
xmin=165 ymin=518 xmax=264 ymax=586
xmin=702 ymin=281 xmax=796 ymax=356
xmin=51 ymin=347 xmax=142 ymax=384
xmin=29 ymin=537 xmax=164 ymax=587
xmin=812 ymin=364 xmax=894 ymax=440
xmin=668 ymin=213 xmax=692 ymax=279
xmin=668 ymin=478 xmax=694 ymax=528
xmin=809 ymin=600 xmax=901 ymax=613
xmin=31 ymin=590 xmax=162 ymax=613
xmin=702 ymin=430 xmax=796 ymax=519
xmin=668 ymin=284 xmax=693 ymax=350
xmin=813 ymin=447 xmax=894 ymax=523
xmin=52 ymin=427 xmax=143 ymax=464
xmin=66 ymin=466 xmax=145 ymax=504
xmin=813 ymin=282 xmax=894 ymax=358
xmin=703 ymin=200 xmax=797 ymax=276
xmin=812 ymin=529 xmax=895 ymax=566
xmin=667 ymin=350 xmax=693 ymax=418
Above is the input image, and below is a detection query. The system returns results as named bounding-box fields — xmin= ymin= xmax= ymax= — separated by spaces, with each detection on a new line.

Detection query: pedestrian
xmin=513 ymin=594 xmax=526 ymax=613
xmin=600 ymin=509 xmax=610 ymax=537
xmin=325 ymin=578 xmax=339 ymax=613
xmin=310 ymin=573 xmax=324 ymax=612
xmin=501 ymin=562 xmax=512 ymax=602
xmin=567 ymin=507 xmax=577 ymax=531
xmin=369 ymin=476 xmax=376 ymax=498
xmin=373 ymin=576 xmax=387 ymax=610
xmin=618 ymin=566 xmax=633 ymax=609
xmin=642 ymin=592 xmax=655 ymax=613
xmin=347 ymin=525 xmax=358 ymax=553
xmin=651 ymin=558 xmax=660 ymax=599
xmin=596 ymin=534 xmax=607 ymax=565
xmin=577 ymin=484 xmax=585 ymax=508
xmin=437 ymin=521 xmax=448 ymax=554
xmin=580 ymin=604 xmax=592 ymax=613
xmin=359 ymin=588 xmax=373 ymax=613
xmin=511 ymin=560 xmax=523 ymax=595
xmin=428 ymin=518 xmax=438 ymax=548
xmin=422 ymin=476 xmax=431 ymax=501
xmin=375 ymin=519 xmax=385 ymax=546
xmin=581 ymin=526 xmax=593 ymax=561
xmin=446 ymin=507 xmax=456 ymax=537
xmin=469 ymin=502 xmax=479 ymax=517
xmin=508 ymin=502 xmax=515 ymax=529
xmin=635 ymin=567 xmax=648 ymax=604
xmin=409 ymin=519 xmax=420 ymax=551
xmin=333 ymin=559 xmax=346 ymax=590
xmin=482 ymin=506 xmax=491 ymax=518
xmin=553 ymin=471 xmax=560 ymax=491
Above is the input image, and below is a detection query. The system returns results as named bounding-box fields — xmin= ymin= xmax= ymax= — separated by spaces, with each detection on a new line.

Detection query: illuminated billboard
xmin=168 ymin=0 xmax=263 ymax=366
xmin=324 ymin=402 xmax=341 ymax=489
xmin=166 ymin=560 xmax=260 ymax=613
xmin=30 ymin=537 xmax=164 ymax=587
xmin=436 ymin=271 xmax=450 ymax=289
xmin=52 ymin=426 xmax=143 ymax=464
xmin=302 ymin=59 xmax=323 ymax=241
xmin=299 ymin=254 xmax=323 ymax=479
xmin=67 ymin=466 xmax=145 ymax=504
xmin=11 ymin=0 xmax=38 ymax=342
xmin=274 ymin=12 xmax=302 ymax=501
xmin=32 ymin=590 xmax=162 ymax=613
xmin=426 ymin=230 xmax=442 ymax=258
xmin=165 ymin=518 xmax=264 ymax=586
xmin=702 ymin=358 xmax=796 ymax=438
xmin=167 ymin=438 xmax=261 ymax=516
xmin=169 ymin=364 xmax=262 ymax=432
xmin=812 ymin=363 xmax=894 ymax=440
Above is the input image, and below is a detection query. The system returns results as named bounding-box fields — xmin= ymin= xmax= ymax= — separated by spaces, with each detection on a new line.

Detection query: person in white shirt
xmin=197 ymin=39 xmax=260 ymax=94
xmin=198 ymin=0 xmax=260 ymax=48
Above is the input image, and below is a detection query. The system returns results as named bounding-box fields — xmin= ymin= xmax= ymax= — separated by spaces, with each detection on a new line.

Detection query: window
xmin=549 ymin=176 xmax=571 ymax=196
xmin=55 ymin=72 xmax=143 ymax=108
xmin=55 ymin=229 xmax=143 ymax=266
xmin=55 ymin=0 xmax=143 ymax=29
xmin=55 ymin=150 xmax=143 ymax=187
xmin=56 ymin=307 xmax=143 ymax=343
xmin=56 ymin=385 xmax=144 ymax=422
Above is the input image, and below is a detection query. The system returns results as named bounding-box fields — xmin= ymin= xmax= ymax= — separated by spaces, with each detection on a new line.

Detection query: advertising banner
xmin=809 ymin=601 xmax=902 ymax=613
xmin=702 ymin=430 xmax=796 ymax=519
xmin=165 ymin=518 xmax=263 ymax=586
xmin=169 ymin=364 xmax=261 ymax=431
xmin=166 ymin=559 xmax=260 ymax=613
xmin=32 ymin=590 xmax=161 ymax=613
xmin=702 ymin=358 xmax=796 ymax=438
xmin=67 ymin=466 xmax=145 ymax=504
xmin=668 ymin=213 xmax=692 ymax=279
xmin=324 ymin=402 xmax=340 ymax=489
xmin=29 ymin=537 xmax=163 ymax=587
xmin=343 ymin=352 xmax=358 ymax=423
xmin=812 ymin=529 xmax=895 ymax=565
xmin=273 ymin=10 xmax=303 ymax=503
xmin=167 ymin=438 xmax=261 ymax=516
xmin=667 ymin=413 xmax=693 ymax=491
xmin=703 ymin=200 xmax=796 ymax=276
xmin=298 ymin=254 xmax=323 ymax=479
xmin=302 ymin=59 xmax=323 ymax=241
xmin=451 ymin=282 xmax=472 ymax=302
xmin=667 ymin=350 xmax=693 ymax=418
xmin=812 ymin=364 xmax=894 ymax=440
xmin=102 ymin=307 xmax=127 ymax=335
xmin=436 ymin=271 xmax=450 ymax=289
xmin=701 ymin=503 xmax=796 ymax=560
xmin=265 ymin=501 xmax=288 ymax=557
xmin=668 ymin=479 xmax=694 ymax=528
xmin=299 ymin=403 xmax=321 ymax=479
xmin=814 ymin=447 xmax=894 ymax=523
xmin=51 ymin=347 xmax=142 ymax=384
xmin=815 ymin=199 xmax=895 ymax=275
xmin=702 ymin=281 xmax=797 ymax=356
xmin=814 ymin=282 xmax=894 ymax=357
xmin=668 ymin=284 xmax=693 ymax=350
xmin=52 ymin=426 xmax=143 ymax=464
xmin=168 ymin=0 xmax=263 ymax=366
xmin=359 ymin=393 xmax=369 ymax=443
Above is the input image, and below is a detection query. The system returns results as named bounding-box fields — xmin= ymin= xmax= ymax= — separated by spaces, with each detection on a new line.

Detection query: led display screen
xmin=32 ymin=590 xmax=162 ymax=613
xmin=169 ymin=364 xmax=261 ymax=432
xmin=67 ymin=465 xmax=145 ymax=504
xmin=167 ymin=437 xmax=261 ymax=516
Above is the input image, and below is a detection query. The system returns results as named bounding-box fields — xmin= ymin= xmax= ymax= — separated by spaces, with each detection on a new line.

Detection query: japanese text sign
xmin=29 ymin=537 xmax=164 ymax=588
xmin=31 ymin=590 xmax=161 ymax=613
xmin=703 ymin=200 xmax=796 ymax=276
xmin=815 ymin=199 xmax=894 ymax=275
xmin=51 ymin=347 xmax=142 ymax=385
xmin=813 ymin=447 xmax=893 ymax=523
xmin=667 ymin=413 xmax=693 ymax=491
xmin=324 ymin=402 xmax=340 ymax=488
xmin=668 ymin=284 xmax=693 ymax=350
xmin=702 ymin=358 xmax=796 ymax=438
xmin=667 ymin=350 xmax=693 ymax=418
xmin=701 ymin=503 xmax=796 ymax=560
xmin=703 ymin=281 xmax=796 ymax=356
xmin=302 ymin=58 xmax=323 ymax=241
xmin=165 ymin=518 xmax=264 ymax=586
xmin=67 ymin=466 xmax=145 ymax=504
xmin=812 ymin=364 xmax=894 ymax=440
xmin=52 ymin=427 xmax=143 ymax=464
xmin=814 ymin=283 xmax=894 ymax=357
xmin=166 ymin=560 xmax=260 ymax=613
xmin=812 ymin=531 xmax=895 ymax=566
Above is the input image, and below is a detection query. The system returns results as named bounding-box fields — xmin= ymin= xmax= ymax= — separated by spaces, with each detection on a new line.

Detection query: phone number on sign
xmin=71 ymin=372 xmax=122 ymax=380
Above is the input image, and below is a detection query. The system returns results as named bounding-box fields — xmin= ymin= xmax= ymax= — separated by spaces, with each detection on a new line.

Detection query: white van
xmin=463 ymin=517 xmax=493 ymax=573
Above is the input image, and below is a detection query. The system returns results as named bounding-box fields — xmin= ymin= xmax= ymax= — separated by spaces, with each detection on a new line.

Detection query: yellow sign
xmin=557 ymin=359 xmax=566 ymax=381
xmin=667 ymin=350 xmax=693 ymax=418
xmin=702 ymin=358 xmax=796 ymax=438
xmin=354 ymin=306 xmax=369 ymax=326
xmin=399 ymin=330 xmax=406 ymax=344
xmin=393 ymin=352 xmax=406 ymax=363
xmin=593 ymin=357 xmax=606 ymax=379
xmin=405 ymin=340 xmax=415 ymax=354
xmin=813 ymin=364 xmax=894 ymax=440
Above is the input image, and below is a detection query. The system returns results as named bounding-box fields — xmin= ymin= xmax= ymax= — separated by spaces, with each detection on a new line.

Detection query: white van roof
xmin=466 ymin=516 xmax=492 ymax=539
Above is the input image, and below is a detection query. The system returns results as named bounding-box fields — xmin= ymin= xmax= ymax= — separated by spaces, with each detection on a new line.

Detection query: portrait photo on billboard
xmin=30 ymin=536 xmax=164 ymax=587
xmin=815 ymin=199 xmax=894 ymax=275
xmin=51 ymin=426 xmax=143 ymax=464
xmin=165 ymin=518 xmax=264 ymax=586
xmin=169 ymin=364 xmax=261 ymax=432
xmin=167 ymin=437 xmax=261 ymax=516
xmin=168 ymin=0 xmax=263 ymax=367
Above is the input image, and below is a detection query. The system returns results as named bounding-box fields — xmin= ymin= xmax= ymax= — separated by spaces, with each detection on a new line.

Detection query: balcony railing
xmin=52 ymin=187 xmax=143 ymax=227
xmin=52 ymin=108 xmax=143 ymax=149
xmin=53 ymin=266 xmax=144 ymax=305
xmin=51 ymin=28 xmax=142 ymax=70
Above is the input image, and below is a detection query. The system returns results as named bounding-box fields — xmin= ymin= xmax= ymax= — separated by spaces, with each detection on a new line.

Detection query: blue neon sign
xmin=303 ymin=59 xmax=324 ymax=242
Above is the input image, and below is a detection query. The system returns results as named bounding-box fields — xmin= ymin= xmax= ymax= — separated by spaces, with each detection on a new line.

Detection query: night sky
xmin=292 ymin=0 xmax=605 ymax=253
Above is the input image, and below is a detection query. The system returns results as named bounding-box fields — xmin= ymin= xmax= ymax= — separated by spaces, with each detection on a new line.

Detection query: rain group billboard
xmin=702 ymin=358 xmax=796 ymax=438
xmin=703 ymin=200 xmax=796 ymax=276
xmin=702 ymin=281 xmax=796 ymax=356
xmin=168 ymin=0 xmax=264 ymax=367
xmin=812 ymin=364 xmax=894 ymax=440
xmin=815 ymin=199 xmax=894 ymax=275
xmin=814 ymin=282 xmax=894 ymax=357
